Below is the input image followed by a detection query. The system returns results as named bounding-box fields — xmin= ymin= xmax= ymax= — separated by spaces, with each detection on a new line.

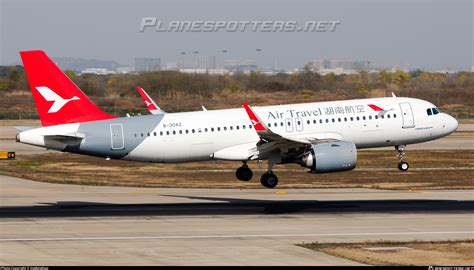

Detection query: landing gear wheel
xmin=395 ymin=145 xmax=409 ymax=171
xmin=260 ymin=173 xmax=278 ymax=188
xmin=398 ymin=161 xmax=409 ymax=171
xmin=236 ymin=166 xmax=253 ymax=181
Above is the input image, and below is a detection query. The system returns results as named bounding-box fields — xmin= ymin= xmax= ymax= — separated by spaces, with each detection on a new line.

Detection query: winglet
xmin=242 ymin=103 xmax=267 ymax=131
xmin=136 ymin=86 xmax=165 ymax=114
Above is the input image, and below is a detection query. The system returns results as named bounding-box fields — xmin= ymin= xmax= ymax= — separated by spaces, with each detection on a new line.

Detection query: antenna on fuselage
xmin=391 ymin=92 xmax=397 ymax=98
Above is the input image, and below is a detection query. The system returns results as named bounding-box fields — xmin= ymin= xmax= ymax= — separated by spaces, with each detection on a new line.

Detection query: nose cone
xmin=444 ymin=114 xmax=458 ymax=135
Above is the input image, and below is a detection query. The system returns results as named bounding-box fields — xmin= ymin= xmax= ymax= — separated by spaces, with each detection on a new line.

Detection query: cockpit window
xmin=432 ymin=107 xmax=440 ymax=115
xmin=427 ymin=108 xmax=432 ymax=116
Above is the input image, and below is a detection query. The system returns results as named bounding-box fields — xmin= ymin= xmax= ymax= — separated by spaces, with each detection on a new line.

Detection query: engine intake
xmin=300 ymin=140 xmax=357 ymax=173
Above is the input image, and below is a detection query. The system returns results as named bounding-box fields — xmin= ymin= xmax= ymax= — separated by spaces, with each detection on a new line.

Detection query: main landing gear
xmin=236 ymin=162 xmax=253 ymax=181
xmin=260 ymin=172 xmax=278 ymax=189
xmin=396 ymin=145 xmax=409 ymax=171
xmin=260 ymin=153 xmax=280 ymax=188
xmin=235 ymin=156 xmax=280 ymax=188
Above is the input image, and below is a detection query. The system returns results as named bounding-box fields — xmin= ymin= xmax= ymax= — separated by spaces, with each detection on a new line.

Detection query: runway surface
xmin=0 ymin=175 xmax=472 ymax=265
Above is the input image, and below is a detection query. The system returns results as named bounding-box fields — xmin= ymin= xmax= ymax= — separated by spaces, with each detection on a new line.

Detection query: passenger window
xmin=375 ymin=115 xmax=378 ymax=119
xmin=192 ymin=129 xmax=195 ymax=133
xmin=344 ymin=117 xmax=347 ymax=122
xmin=338 ymin=118 xmax=341 ymax=122
xmin=369 ymin=116 xmax=372 ymax=120
xmin=224 ymin=127 xmax=227 ymax=131
xmin=297 ymin=121 xmax=301 ymax=125
xmin=179 ymin=130 xmax=182 ymax=134
xmin=332 ymin=119 xmax=335 ymax=123
xmin=325 ymin=119 xmax=329 ymax=123
xmin=313 ymin=119 xmax=317 ymax=124
xmin=236 ymin=126 xmax=239 ymax=130
xmin=387 ymin=114 xmax=390 ymax=119
xmin=198 ymin=128 xmax=202 ymax=133
xmin=380 ymin=115 xmax=384 ymax=119
xmin=363 ymin=116 xmax=366 ymax=120
xmin=134 ymin=133 xmax=137 ymax=137
xmin=249 ymin=125 xmax=252 ymax=129
xmin=166 ymin=131 xmax=169 ymax=135
xmin=153 ymin=132 xmax=157 ymax=136
xmin=280 ymin=122 xmax=284 ymax=127
xmin=205 ymin=128 xmax=208 ymax=132
xmin=185 ymin=130 xmax=189 ymax=134
xmin=393 ymin=114 xmax=397 ymax=118
xmin=173 ymin=131 xmax=176 ymax=135
xmin=211 ymin=127 xmax=214 ymax=132
xmin=320 ymin=119 xmax=323 ymax=124
xmin=350 ymin=117 xmax=354 ymax=121
xmin=147 ymin=133 xmax=150 ymax=137
xmin=160 ymin=131 xmax=163 ymax=136
xmin=217 ymin=127 xmax=221 ymax=131
xmin=307 ymin=120 xmax=310 ymax=125
xmin=141 ymin=133 xmax=144 ymax=137
xmin=243 ymin=125 xmax=246 ymax=129
xmin=268 ymin=123 xmax=271 ymax=127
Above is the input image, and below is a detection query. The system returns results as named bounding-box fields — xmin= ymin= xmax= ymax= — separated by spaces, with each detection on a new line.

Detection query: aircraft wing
xmin=137 ymin=86 xmax=166 ymax=115
xmin=243 ymin=103 xmax=328 ymax=160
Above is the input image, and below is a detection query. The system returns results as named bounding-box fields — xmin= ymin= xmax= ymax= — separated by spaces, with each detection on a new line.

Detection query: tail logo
xmin=35 ymin=86 xmax=80 ymax=113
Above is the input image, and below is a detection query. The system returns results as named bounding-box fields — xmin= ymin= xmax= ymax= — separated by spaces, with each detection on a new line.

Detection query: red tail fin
xmin=20 ymin=50 xmax=116 ymax=126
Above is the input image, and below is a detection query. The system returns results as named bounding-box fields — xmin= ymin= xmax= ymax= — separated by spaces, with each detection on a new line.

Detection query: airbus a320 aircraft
xmin=17 ymin=50 xmax=458 ymax=188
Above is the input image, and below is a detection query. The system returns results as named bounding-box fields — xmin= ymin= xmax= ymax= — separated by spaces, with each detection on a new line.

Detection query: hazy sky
xmin=1 ymin=0 xmax=472 ymax=70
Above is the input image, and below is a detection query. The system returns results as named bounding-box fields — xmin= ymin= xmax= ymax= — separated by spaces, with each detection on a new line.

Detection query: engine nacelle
xmin=300 ymin=141 xmax=357 ymax=173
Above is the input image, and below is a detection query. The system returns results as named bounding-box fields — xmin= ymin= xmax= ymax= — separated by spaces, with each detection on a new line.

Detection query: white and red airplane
xmin=16 ymin=50 xmax=458 ymax=188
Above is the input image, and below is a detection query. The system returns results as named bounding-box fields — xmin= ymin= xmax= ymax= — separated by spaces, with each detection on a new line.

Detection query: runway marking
xmin=129 ymin=189 xmax=160 ymax=195
xmin=1 ymin=231 xmax=472 ymax=242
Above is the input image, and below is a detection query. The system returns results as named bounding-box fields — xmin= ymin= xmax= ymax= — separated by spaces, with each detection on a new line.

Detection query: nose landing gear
xmin=396 ymin=145 xmax=409 ymax=171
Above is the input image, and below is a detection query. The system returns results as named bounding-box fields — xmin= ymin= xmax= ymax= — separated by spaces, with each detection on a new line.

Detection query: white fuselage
xmin=18 ymin=97 xmax=458 ymax=163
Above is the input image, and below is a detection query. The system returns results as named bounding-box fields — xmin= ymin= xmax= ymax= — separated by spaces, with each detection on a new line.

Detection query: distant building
xmin=116 ymin=66 xmax=134 ymax=74
xmin=316 ymin=68 xmax=358 ymax=76
xmin=80 ymin=68 xmax=116 ymax=75
xmin=53 ymin=57 xmax=121 ymax=72
xmin=224 ymin=64 xmax=258 ymax=74
xmin=179 ymin=68 xmax=228 ymax=75
xmin=134 ymin=58 xmax=161 ymax=72
xmin=196 ymin=55 xmax=216 ymax=69
xmin=164 ymin=61 xmax=178 ymax=70
xmin=471 ymin=66 xmax=474 ymax=72
xmin=310 ymin=59 xmax=370 ymax=74
xmin=311 ymin=59 xmax=325 ymax=71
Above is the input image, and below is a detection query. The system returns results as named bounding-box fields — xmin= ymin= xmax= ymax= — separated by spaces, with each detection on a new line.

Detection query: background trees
xmin=0 ymin=66 xmax=472 ymax=118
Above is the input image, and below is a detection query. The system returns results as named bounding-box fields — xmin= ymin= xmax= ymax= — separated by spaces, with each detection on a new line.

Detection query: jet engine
xmin=299 ymin=140 xmax=357 ymax=173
